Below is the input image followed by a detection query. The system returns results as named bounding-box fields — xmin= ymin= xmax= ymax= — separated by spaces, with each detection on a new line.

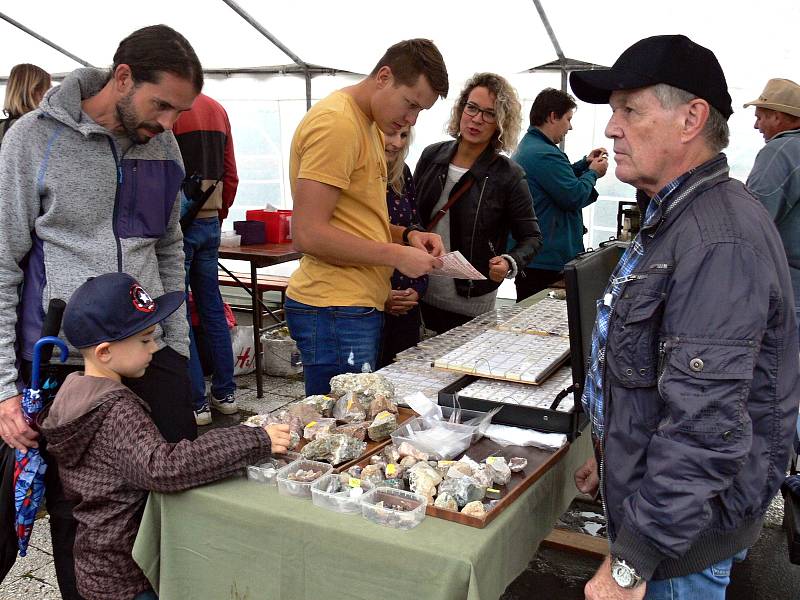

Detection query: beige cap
xmin=744 ymin=78 xmax=800 ymax=117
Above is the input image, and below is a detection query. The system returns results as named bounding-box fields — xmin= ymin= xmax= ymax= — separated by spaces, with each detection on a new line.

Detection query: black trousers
xmin=4 ymin=346 xmax=195 ymax=598
xmin=420 ymin=302 xmax=472 ymax=335
xmin=378 ymin=307 xmax=421 ymax=368
xmin=514 ymin=268 xmax=564 ymax=303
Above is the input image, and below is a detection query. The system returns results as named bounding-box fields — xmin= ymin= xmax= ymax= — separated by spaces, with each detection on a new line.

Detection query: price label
xmin=348 ymin=478 xmax=362 ymax=488
xmin=487 ymin=456 xmax=499 ymax=465
xmin=386 ymin=463 xmax=397 ymax=477
xmin=307 ymin=421 xmax=317 ymax=428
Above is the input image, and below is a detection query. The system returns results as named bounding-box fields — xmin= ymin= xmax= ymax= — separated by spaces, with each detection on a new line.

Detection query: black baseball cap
xmin=63 ymin=273 xmax=184 ymax=348
xmin=569 ymin=34 xmax=733 ymax=119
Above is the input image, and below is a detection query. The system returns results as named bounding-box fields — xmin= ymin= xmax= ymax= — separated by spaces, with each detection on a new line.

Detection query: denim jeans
xmin=184 ymin=217 xmax=235 ymax=409
xmin=285 ymin=297 xmax=383 ymax=395
xmin=645 ymin=549 xmax=747 ymax=599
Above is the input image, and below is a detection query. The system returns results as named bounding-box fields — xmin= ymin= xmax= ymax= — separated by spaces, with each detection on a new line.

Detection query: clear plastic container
xmin=247 ymin=460 xmax=280 ymax=485
xmin=219 ymin=232 xmax=241 ymax=247
xmin=311 ymin=473 xmax=374 ymax=514
xmin=390 ymin=417 xmax=474 ymax=460
xmin=360 ymin=487 xmax=427 ymax=530
xmin=276 ymin=459 xmax=333 ymax=499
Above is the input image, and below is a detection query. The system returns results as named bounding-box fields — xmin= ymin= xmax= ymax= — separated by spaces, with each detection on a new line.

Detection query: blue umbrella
xmin=13 ymin=336 xmax=68 ymax=557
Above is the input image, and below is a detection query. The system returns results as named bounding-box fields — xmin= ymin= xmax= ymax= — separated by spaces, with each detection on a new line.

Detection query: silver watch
xmin=610 ymin=556 xmax=643 ymax=589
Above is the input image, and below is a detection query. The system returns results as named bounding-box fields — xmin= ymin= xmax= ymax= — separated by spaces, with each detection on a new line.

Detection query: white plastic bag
xmin=231 ymin=325 xmax=256 ymax=376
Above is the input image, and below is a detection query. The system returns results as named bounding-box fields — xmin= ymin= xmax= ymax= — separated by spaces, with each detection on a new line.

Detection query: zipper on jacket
xmin=107 ymin=138 xmax=124 ymax=273
xmin=469 ymin=176 xmax=489 ymax=264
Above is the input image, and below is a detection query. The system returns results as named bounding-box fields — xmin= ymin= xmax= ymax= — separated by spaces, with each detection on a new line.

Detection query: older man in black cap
xmin=569 ymin=35 xmax=800 ymax=599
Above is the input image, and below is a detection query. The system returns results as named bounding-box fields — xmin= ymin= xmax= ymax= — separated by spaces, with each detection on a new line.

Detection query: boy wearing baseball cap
xmin=40 ymin=272 xmax=291 ymax=600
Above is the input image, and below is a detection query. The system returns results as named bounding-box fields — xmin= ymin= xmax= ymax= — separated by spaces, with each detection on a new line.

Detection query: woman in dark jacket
xmin=414 ymin=72 xmax=542 ymax=333
xmin=378 ymin=125 xmax=428 ymax=366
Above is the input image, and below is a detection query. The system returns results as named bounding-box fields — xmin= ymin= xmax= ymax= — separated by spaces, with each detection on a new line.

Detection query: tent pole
xmin=305 ymin=70 xmax=312 ymax=111
xmin=220 ymin=0 xmax=309 ymax=70
xmin=0 ymin=12 xmax=92 ymax=68
xmin=531 ymin=0 xmax=568 ymax=150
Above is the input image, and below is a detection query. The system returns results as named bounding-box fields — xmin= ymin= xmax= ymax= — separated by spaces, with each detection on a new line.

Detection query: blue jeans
xmin=184 ymin=217 xmax=235 ymax=409
xmin=285 ymin=297 xmax=383 ymax=395
xmin=645 ymin=549 xmax=747 ymax=599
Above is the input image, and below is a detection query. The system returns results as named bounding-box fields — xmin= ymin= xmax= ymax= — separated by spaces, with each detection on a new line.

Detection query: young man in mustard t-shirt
xmin=286 ymin=39 xmax=449 ymax=394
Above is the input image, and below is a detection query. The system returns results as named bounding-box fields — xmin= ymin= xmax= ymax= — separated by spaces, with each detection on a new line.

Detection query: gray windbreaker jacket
xmin=0 ymin=68 xmax=189 ymax=401
xmin=746 ymin=128 xmax=800 ymax=313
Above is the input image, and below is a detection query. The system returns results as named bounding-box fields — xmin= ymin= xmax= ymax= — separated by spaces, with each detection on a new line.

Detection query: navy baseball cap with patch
xmin=569 ymin=34 xmax=733 ymax=119
xmin=63 ymin=272 xmax=184 ymax=348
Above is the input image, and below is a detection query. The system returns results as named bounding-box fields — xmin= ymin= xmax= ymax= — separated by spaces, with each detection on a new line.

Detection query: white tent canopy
xmin=2 ymin=0 xmax=799 ymax=251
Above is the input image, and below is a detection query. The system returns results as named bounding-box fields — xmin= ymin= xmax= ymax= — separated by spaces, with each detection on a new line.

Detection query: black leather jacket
xmin=413 ymin=140 xmax=542 ymax=298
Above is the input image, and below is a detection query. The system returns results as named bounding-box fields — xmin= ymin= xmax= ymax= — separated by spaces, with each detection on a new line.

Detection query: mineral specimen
xmin=302 ymin=395 xmax=336 ymax=417
xmin=485 ymin=456 xmax=512 ymax=485
xmin=368 ymin=395 xmax=398 ymax=419
xmin=397 ymin=442 xmax=429 ymax=461
xmin=461 ymin=501 xmax=487 ymax=518
xmin=303 ymin=418 xmax=336 ymax=441
xmin=329 ymin=372 xmax=395 ymax=401
xmin=288 ymin=403 xmax=322 ymax=426
xmin=447 ymin=463 xmax=474 ymax=478
xmin=300 ymin=434 xmax=366 ymax=465
xmin=408 ymin=462 xmax=442 ymax=502
xmin=399 ymin=456 xmax=418 ymax=470
xmin=471 ymin=465 xmax=495 ymax=488
xmin=367 ymin=410 xmax=397 ymax=442
xmin=508 ymin=457 xmax=528 ymax=473
xmin=332 ymin=392 xmax=367 ymax=423
xmin=438 ymin=476 xmax=486 ymax=507
xmin=334 ymin=422 xmax=368 ymax=441
xmin=360 ymin=464 xmax=384 ymax=486
xmin=287 ymin=469 xmax=321 ymax=482
xmin=383 ymin=445 xmax=401 ymax=463
xmin=433 ymin=493 xmax=458 ymax=511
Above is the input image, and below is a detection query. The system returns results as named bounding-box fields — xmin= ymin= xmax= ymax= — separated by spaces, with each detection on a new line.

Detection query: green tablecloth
xmin=133 ymin=432 xmax=591 ymax=600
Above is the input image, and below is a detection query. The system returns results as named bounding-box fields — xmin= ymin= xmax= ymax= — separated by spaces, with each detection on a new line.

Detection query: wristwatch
xmin=402 ymin=224 xmax=425 ymax=245
xmin=610 ymin=556 xmax=643 ymax=589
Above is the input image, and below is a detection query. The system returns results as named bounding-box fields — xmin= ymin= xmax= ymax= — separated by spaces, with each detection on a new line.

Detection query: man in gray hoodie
xmin=0 ymin=25 xmax=202 ymax=597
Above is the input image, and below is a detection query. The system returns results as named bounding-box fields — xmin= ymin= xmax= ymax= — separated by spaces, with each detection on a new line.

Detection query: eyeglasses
xmin=463 ymin=101 xmax=497 ymax=124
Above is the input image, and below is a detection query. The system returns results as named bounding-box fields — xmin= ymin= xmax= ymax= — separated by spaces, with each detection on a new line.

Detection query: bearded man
xmin=0 ymin=25 xmax=201 ymax=597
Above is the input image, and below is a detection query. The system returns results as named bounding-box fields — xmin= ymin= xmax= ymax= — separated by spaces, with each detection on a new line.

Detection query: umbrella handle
xmin=31 ymin=336 xmax=69 ymax=390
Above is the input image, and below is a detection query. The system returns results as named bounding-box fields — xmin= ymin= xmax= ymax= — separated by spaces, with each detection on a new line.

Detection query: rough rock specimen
xmin=367 ymin=411 xmax=398 ymax=442
xmin=300 ymin=434 xmax=366 ymax=465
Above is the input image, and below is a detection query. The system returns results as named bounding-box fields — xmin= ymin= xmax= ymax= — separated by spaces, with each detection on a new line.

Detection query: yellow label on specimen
xmin=386 ymin=464 xmax=397 ymax=476
xmin=348 ymin=478 xmax=361 ymax=488
xmin=376 ymin=410 xmax=391 ymax=419
xmin=487 ymin=488 xmax=500 ymax=493
xmin=487 ymin=456 xmax=499 ymax=465
xmin=307 ymin=421 xmax=317 ymax=428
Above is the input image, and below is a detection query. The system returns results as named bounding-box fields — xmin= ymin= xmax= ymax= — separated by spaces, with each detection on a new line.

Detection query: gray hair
xmin=651 ymin=83 xmax=729 ymax=152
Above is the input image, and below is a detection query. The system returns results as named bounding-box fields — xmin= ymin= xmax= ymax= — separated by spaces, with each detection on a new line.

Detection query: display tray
xmin=353 ymin=436 xmax=569 ymax=528
xmin=439 ymin=376 xmax=586 ymax=441
xmin=296 ymin=407 xmax=417 ymax=473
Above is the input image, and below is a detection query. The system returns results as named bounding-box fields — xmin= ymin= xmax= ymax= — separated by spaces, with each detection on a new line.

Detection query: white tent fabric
xmin=1 ymin=1 xmax=799 ymax=295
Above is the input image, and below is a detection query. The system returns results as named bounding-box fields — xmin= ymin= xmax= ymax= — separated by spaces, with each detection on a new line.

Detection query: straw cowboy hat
xmin=744 ymin=78 xmax=800 ymax=117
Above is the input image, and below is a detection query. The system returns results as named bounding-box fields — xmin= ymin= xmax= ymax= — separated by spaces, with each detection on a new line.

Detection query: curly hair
xmin=446 ymin=72 xmax=522 ymax=153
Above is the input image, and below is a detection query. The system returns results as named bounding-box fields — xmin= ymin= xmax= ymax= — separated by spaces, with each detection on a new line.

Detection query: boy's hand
xmin=265 ymin=424 xmax=292 ymax=454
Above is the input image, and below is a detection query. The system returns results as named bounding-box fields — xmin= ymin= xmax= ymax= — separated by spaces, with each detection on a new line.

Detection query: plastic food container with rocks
xmin=360 ymin=487 xmax=427 ymax=530
xmin=390 ymin=417 xmax=474 ymax=460
xmin=311 ymin=473 xmax=375 ymax=514
xmin=246 ymin=452 xmax=300 ymax=486
xmin=276 ymin=459 xmax=333 ymax=498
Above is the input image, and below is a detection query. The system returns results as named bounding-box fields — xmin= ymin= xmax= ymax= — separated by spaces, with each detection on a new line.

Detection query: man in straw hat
xmin=569 ymin=35 xmax=800 ymax=599
xmin=745 ymin=78 xmax=800 ymax=335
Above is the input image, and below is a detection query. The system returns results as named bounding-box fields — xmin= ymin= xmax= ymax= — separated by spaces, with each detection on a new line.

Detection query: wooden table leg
xmin=251 ymin=261 xmax=263 ymax=398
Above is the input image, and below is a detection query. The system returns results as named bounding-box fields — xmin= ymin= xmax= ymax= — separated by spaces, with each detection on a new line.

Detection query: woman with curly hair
xmin=413 ymin=72 xmax=542 ymax=333
xmin=1 ymin=63 xmax=51 ymax=145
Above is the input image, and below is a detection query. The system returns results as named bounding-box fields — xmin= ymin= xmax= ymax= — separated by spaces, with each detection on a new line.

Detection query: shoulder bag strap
xmin=426 ymin=176 xmax=474 ymax=232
